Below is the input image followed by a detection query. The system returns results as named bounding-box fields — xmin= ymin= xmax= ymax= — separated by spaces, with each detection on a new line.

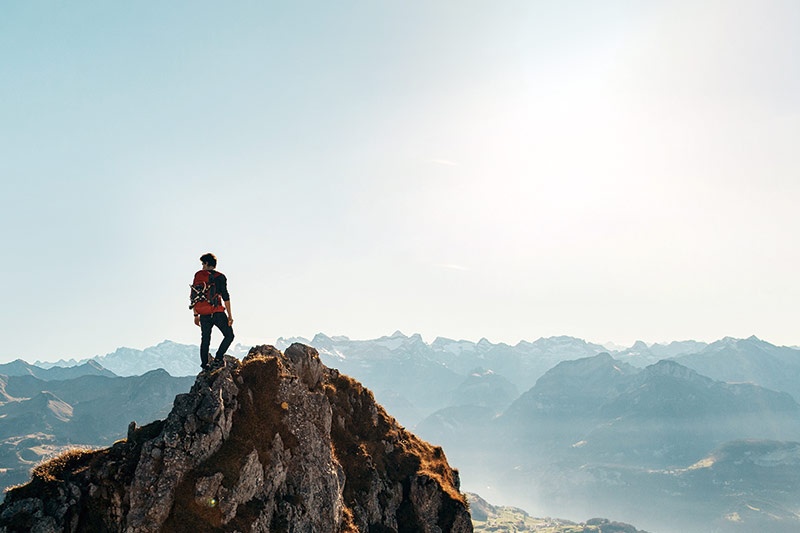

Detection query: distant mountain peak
xmin=704 ymin=335 xmax=777 ymax=353
xmin=645 ymin=359 xmax=694 ymax=374
xmin=534 ymin=353 xmax=634 ymax=388
xmin=86 ymin=360 xmax=105 ymax=370
xmin=641 ymin=359 xmax=710 ymax=384
xmin=311 ymin=332 xmax=332 ymax=343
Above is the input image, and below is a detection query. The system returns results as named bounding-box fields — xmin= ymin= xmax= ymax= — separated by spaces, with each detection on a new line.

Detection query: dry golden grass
xmin=31 ymin=447 xmax=99 ymax=483
xmin=324 ymin=371 xmax=467 ymax=506
xmin=338 ymin=506 xmax=360 ymax=532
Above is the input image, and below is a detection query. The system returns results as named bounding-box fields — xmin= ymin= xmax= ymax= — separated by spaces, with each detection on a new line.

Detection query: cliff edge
xmin=0 ymin=344 xmax=472 ymax=532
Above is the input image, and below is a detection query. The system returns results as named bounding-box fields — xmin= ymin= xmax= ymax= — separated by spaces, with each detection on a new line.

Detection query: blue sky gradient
xmin=2 ymin=1 xmax=798 ymax=362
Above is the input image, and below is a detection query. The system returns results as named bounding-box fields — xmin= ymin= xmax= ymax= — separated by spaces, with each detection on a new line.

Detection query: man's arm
xmin=217 ymin=273 xmax=233 ymax=326
xmin=224 ymin=300 xmax=233 ymax=326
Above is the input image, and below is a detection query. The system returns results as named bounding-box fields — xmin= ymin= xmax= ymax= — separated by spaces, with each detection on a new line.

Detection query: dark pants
xmin=200 ymin=312 xmax=235 ymax=367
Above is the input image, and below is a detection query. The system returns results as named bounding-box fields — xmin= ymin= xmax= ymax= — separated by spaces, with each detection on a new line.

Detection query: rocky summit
xmin=0 ymin=344 xmax=472 ymax=532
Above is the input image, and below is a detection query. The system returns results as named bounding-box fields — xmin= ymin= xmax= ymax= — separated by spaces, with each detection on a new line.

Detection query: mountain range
xmin=674 ymin=335 xmax=800 ymax=402
xmin=0 ymin=359 xmax=115 ymax=381
xmin=25 ymin=333 xmax=800 ymax=418
xmin=33 ymin=340 xmax=252 ymax=378
xmin=0 ymin=369 xmax=194 ymax=493
xmin=420 ymin=351 xmax=800 ymax=532
xmin=3 ymin=332 xmax=800 ymax=532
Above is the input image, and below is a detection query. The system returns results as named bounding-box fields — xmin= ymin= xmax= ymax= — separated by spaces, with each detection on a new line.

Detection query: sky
xmin=2 ymin=1 xmax=798 ymax=363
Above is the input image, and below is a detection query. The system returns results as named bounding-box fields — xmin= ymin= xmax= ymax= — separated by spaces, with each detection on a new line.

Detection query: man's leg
xmin=200 ymin=315 xmax=214 ymax=368
xmin=213 ymin=312 xmax=235 ymax=361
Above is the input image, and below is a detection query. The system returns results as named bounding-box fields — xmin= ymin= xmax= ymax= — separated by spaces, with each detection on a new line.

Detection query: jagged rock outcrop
xmin=0 ymin=343 xmax=472 ymax=532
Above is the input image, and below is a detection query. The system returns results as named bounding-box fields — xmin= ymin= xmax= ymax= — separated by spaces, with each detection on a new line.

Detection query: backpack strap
xmin=208 ymin=270 xmax=219 ymax=307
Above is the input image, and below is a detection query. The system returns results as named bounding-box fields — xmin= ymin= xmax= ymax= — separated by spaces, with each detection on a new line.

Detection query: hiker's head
xmin=200 ymin=253 xmax=217 ymax=269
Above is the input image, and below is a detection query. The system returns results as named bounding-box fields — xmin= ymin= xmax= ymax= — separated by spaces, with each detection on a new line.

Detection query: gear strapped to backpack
xmin=190 ymin=270 xmax=222 ymax=313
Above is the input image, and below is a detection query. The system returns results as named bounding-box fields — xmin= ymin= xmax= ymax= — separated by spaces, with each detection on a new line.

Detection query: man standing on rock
xmin=190 ymin=253 xmax=235 ymax=371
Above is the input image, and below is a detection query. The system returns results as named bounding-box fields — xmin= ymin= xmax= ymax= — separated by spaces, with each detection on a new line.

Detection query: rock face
xmin=0 ymin=344 xmax=472 ymax=533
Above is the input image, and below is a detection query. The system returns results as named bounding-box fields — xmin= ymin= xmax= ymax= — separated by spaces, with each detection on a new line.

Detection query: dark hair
xmin=200 ymin=253 xmax=217 ymax=268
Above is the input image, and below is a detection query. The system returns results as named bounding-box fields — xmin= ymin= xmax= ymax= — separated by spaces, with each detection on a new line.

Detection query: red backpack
xmin=189 ymin=270 xmax=222 ymax=314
